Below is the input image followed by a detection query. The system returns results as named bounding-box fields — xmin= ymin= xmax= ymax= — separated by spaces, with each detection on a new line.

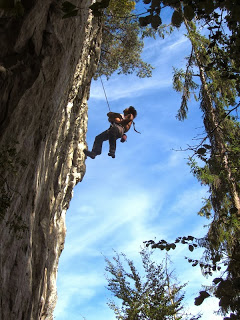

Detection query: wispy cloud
xmin=55 ymin=272 xmax=107 ymax=319
xmin=90 ymin=30 xmax=191 ymax=103
xmin=90 ymin=75 xmax=172 ymax=102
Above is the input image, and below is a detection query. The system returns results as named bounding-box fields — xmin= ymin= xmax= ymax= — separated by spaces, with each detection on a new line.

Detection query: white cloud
xmin=169 ymin=186 xmax=208 ymax=217
xmin=55 ymin=272 xmax=107 ymax=319
xmin=90 ymin=75 xmax=172 ymax=102
xmin=60 ymin=187 xmax=161 ymax=262
xmin=89 ymin=30 xmax=191 ymax=103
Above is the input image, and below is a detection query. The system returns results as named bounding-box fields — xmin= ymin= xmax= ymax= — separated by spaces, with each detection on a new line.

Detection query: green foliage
xmin=197 ymin=197 xmax=212 ymax=219
xmin=89 ymin=0 xmax=110 ymax=17
xmin=173 ymin=64 xmax=199 ymax=121
xmin=61 ymin=0 xmax=111 ymax=18
xmin=145 ymin=236 xmax=240 ymax=316
xmin=95 ymin=0 xmax=154 ymax=79
xmin=138 ymin=1 xmax=240 ymax=95
xmin=61 ymin=1 xmax=240 ymax=86
xmin=145 ymin=236 xmax=223 ymax=276
xmin=170 ymin=21 xmax=240 ymax=317
xmin=171 ymin=10 xmax=183 ymax=28
xmin=146 ymin=236 xmax=198 ymax=254
xmin=194 ymin=291 xmax=210 ymax=306
xmin=105 ymin=249 xmax=199 ymax=319
xmin=172 ymin=21 xmax=239 ymax=239
xmin=186 ymin=113 xmax=240 ymax=266
xmin=61 ymin=1 xmax=78 ymax=19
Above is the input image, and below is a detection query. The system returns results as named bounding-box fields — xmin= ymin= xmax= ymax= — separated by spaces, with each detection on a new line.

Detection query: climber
xmin=83 ymin=106 xmax=137 ymax=159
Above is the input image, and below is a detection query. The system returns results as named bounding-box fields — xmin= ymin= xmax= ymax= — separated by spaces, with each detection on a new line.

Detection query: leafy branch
xmin=143 ymin=236 xmax=237 ymax=310
xmin=174 ymin=103 xmax=240 ymax=159
xmin=61 ymin=0 xmax=111 ymax=19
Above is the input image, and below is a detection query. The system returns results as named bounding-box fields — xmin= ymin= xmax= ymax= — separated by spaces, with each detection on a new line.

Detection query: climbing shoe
xmin=83 ymin=149 xmax=96 ymax=159
xmin=108 ymin=152 xmax=115 ymax=158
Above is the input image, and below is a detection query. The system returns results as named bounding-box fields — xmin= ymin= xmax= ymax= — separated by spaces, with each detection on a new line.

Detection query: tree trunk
xmin=184 ymin=20 xmax=240 ymax=217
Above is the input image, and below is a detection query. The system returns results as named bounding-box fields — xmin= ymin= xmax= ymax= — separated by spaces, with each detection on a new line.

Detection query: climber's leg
xmin=92 ymin=130 xmax=109 ymax=155
xmin=108 ymin=125 xmax=123 ymax=158
xmin=83 ymin=150 xmax=96 ymax=159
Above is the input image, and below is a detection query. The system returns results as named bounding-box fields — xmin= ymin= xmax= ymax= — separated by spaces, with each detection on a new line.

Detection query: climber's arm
xmin=107 ymin=112 xmax=123 ymax=123
xmin=120 ymin=114 xmax=134 ymax=132
xmin=120 ymin=113 xmax=133 ymax=125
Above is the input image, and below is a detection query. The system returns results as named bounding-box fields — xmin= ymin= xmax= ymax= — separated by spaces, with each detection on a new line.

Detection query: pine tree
xmin=105 ymin=249 xmax=200 ymax=320
xmin=172 ymin=20 xmax=240 ymax=317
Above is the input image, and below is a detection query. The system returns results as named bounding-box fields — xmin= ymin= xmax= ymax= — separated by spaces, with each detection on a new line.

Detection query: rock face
xmin=0 ymin=1 xmax=101 ymax=319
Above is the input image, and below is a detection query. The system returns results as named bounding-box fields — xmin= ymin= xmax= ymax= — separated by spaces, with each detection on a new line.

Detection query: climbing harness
xmin=100 ymin=76 xmax=141 ymax=136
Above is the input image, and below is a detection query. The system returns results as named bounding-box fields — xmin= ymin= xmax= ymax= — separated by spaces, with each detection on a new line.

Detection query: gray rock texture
xmin=0 ymin=1 xmax=101 ymax=319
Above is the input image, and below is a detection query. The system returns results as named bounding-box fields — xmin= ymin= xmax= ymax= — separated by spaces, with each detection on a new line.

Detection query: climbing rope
xmin=100 ymin=75 xmax=111 ymax=112
xmin=100 ymin=75 xmax=141 ymax=134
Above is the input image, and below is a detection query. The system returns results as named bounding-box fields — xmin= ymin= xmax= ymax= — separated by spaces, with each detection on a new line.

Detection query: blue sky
xmin=54 ymin=20 xmax=224 ymax=320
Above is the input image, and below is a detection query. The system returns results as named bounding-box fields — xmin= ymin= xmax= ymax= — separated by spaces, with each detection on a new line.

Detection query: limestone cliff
xmin=0 ymin=1 xmax=101 ymax=319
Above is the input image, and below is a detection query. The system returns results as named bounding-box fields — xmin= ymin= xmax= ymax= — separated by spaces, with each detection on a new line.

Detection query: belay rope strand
xmin=100 ymin=76 xmax=111 ymax=112
xmin=99 ymin=76 xmax=141 ymax=134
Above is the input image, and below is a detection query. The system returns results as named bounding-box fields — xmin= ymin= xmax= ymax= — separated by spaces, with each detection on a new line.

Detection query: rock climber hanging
xmin=83 ymin=106 xmax=138 ymax=159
